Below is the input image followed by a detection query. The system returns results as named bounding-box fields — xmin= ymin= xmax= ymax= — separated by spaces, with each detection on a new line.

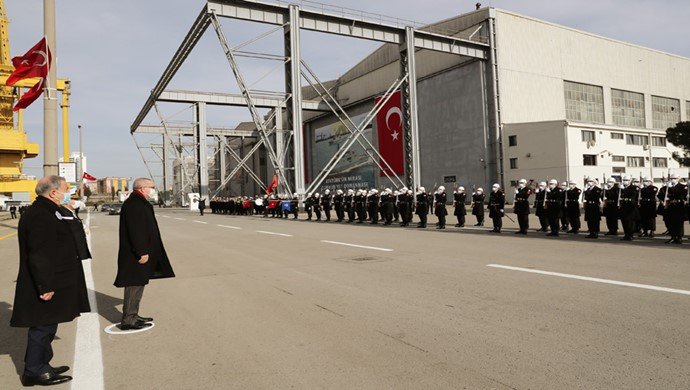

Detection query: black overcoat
xmin=114 ymin=193 xmax=175 ymax=288
xmin=10 ymin=197 xmax=90 ymax=328
xmin=453 ymin=192 xmax=467 ymax=216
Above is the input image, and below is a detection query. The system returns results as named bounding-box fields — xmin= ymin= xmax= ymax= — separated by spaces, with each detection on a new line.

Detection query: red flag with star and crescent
xmin=5 ymin=37 xmax=52 ymax=111
xmin=375 ymin=90 xmax=405 ymax=177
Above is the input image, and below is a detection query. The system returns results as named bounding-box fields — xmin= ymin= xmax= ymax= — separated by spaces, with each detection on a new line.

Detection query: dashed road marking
xmin=257 ymin=230 xmax=292 ymax=237
xmin=217 ymin=224 xmax=242 ymax=230
xmin=174 ymin=217 xmax=186 ymax=221
xmin=321 ymin=240 xmax=393 ymax=252
xmin=194 ymin=220 xmax=208 ymax=224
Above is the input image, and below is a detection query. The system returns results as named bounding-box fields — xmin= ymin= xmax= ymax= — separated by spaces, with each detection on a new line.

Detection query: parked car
xmin=108 ymin=203 xmax=123 ymax=215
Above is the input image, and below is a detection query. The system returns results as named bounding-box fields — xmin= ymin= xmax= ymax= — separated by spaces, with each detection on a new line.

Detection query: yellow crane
xmin=0 ymin=0 xmax=72 ymax=200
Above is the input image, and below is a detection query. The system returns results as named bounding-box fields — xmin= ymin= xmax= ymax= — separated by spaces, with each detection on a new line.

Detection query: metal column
xmin=162 ymin=132 xmax=171 ymax=201
xmin=195 ymin=102 xmax=209 ymax=198
xmin=285 ymin=5 xmax=304 ymax=196
xmin=219 ymin=137 xmax=227 ymax=194
xmin=400 ymin=26 xmax=421 ymax=190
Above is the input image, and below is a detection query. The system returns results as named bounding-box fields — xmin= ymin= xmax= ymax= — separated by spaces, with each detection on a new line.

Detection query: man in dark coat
xmin=198 ymin=197 xmax=206 ymax=216
xmin=583 ymin=178 xmax=603 ymax=239
xmin=513 ymin=179 xmax=532 ymax=234
xmin=9 ymin=204 xmax=17 ymax=218
xmin=434 ymin=186 xmax=448 ymax=229
xmin=416 ymin=187 xmax=429 ymax=228
xmin=545 ymin=179 xmax=564 ymax=236
xmin=488 ymin=184 xmax=505 ymax=233
xmin=11 ymin=176 xmax=90 ymax=386
xmin=664 ymin=173 xmax=688 ymax=244
xmin=114 ymin=178 xmax=175 ymax=330
xmin=618 ymin=176 xmax=640 ymax=241
xmin=453 ymin=186 xmax=468 ymax=227
xmin=603 ymin=178 xmax=620 ymax=236
xmin=565 ymin=180 xmax=582 ymax=234
xmin=638 ymin=177 xmax=658 ymax=237
xmin=534 ymin=182 xmax=548 ymax=232
xmin=472 ymin=188 xmax=485 ymax=226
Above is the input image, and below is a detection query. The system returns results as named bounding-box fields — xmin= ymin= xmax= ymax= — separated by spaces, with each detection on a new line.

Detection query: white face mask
xmin=670 ymin=179 xmax=679 ymax=185
xmin=518 ymin=183 xmax=525 ymax=189
xmin=587 ymin=182 xmax=595 ymax=188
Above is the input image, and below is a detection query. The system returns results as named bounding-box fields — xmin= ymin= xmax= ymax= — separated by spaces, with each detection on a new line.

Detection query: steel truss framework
xmin=131 ymin=0 xmax=490 ymax=201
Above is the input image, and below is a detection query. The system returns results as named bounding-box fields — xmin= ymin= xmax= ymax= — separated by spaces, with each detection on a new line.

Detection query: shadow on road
xmin=0 ymin=301 xmax=25 ymax=375
xmin=93 ymin=290 xmax=123 ymax=323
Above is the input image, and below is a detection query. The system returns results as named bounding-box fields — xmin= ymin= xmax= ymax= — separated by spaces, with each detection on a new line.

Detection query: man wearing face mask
xmin=513 ymin=179 xmax=532 ymax=234
xmin=583 ymin=178 xmax=602 ymax=238
xmin=618 ymin=176 xmax=640 ymax=241
xmin=11 ymin=176 xmax=91 ymax=386
xmin=565 ymin=180 xmax=582 ymax=234
xmin=114 ymin=178 xmax=175 ymax=330
xmin=453 ymin=186 xmax=467 ymax=228
xmin=416 ymin=187 xmax=429 ymax=228
xmin=534 ymin=182 xmax=548 ymax=232
xmin=545 ymin=179 xmax=564 ymax=236
xmin=639 ymin=177 xmax=658 ymax=237
xmin=603 ymin=178 xmax=620 ymax=236
xmin=665 ymin=173 xmax=688 ymax=244
xmin=488 ymin=184 xmax=505 ymax=233
xmin=434 ymin=186 xmax=448 ymax=229
xmin=471 ymin=187 xmax=485 ymax=226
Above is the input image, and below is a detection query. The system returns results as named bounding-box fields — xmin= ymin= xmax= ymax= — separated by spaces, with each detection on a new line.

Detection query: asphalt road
xmin=1 ymin=209 xmax=689 ymax=389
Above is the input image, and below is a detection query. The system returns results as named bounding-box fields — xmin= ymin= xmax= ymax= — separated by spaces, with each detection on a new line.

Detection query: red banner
xmin=375 ymin=91 xmax=404 ymax=177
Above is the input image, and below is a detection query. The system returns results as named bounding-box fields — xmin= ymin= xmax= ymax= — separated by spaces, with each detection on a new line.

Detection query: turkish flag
xmin=266 ymin=174 xmax=278 ymax=194
xmin=13 ymin=78 xmax=45 ymax=111
xmin=6 ymin=37 xmax=52 ymax=86
xmin=83 ymin=172 xmax=98 ymax=181
xmin=375 ymin=90 xmax=405 ymax=177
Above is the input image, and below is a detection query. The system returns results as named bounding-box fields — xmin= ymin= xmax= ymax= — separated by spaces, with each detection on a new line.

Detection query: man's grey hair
xmin=133 ymin=177 xmax=153 ymax=190
xmin=35 ymin=175 xmax=66 ymax=196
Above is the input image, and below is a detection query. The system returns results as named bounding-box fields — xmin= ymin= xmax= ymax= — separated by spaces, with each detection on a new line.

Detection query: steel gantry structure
xmin=131 ymin=0 xmax=489 ymax=202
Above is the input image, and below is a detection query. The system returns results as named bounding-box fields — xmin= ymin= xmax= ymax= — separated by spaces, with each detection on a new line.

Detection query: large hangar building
xmin=302 ymin=6 xmax=689 ymax=193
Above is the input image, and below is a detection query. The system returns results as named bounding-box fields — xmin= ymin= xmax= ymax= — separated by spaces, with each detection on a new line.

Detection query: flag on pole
xmin=266 ymin=174 xmax=278 ymax=195
xmin=83 ymin=172 xmax=97 ymax=181
xmin=375 ymin=91 xmax=405 ymax=177
xmin=5 ymin=37 xmax=52 ymax=111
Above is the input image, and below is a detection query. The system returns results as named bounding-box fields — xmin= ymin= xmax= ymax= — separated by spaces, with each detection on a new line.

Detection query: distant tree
xmin=666 ymin=121 xmax=690 ymax=167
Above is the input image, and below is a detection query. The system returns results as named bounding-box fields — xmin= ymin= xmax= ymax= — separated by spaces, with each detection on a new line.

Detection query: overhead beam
xmin=158 ymin=89 xmax=327 ymax=111
xmin=136 ymin=125 xmax=261 ymax=138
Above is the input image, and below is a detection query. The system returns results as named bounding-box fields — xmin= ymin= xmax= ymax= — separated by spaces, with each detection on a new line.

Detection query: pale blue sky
xmin=6 ymin=0 xmax=690 ymax=180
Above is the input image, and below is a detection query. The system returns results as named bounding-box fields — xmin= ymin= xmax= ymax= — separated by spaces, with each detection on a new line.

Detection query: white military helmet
xmin=458 ymin=186 xmax=465 ymax=192
xmin=549 ymin=179 xmax=558 ymax=185
xmin=492 ymin=183 xmax=500 ymax=189
xmin=418 ymin=186 xmax=426 ymax=193
xmin=518 ymin=179 xmax=527 ymax=185
xmin=336 ymin=189 xmax=343 ymax=195
xmin=324 ymin=189 xmax=330 ymax=194
xmin=438 ymin=186 xmax=445 ymax=192
xmin=476 ymin=187 xmax=484 ymax=193
xmin=539 ymin=181 xmax=547 ymax=188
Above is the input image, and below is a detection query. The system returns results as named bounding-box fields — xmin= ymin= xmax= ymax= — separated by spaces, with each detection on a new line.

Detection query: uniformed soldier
xmin=344 ymin=189 xmax=354 ymax=223
xmin=355 ymin=190 xmax=366 ymax=223
xmin=664 ymin=173 xmax=688 ymax=244
xmin=406 ymin=189 xmax=415 ymax=226
xmin=618 ymin=176 xmax=640 ymax=241
xmin=453 ymin=186 xmax=467 ymax=227
xmin=472 ymin=188 xmax=485 ymax=226
xmin=392 ymin=191 xmax=400 ymax=222
xmin=368 ymin=189 xmax=380 ymax=224
xmin=321 ymin=189 xmax=332 ymax=222
xmin=566 ymin=180 xmax=582 ymax=234
xmin=290 ymin=194 xmax=299 ymax=219
xmin=434 ymin=186 xmax=448 ymax=229
xmin=583 ymin=178 xmax=602 ymax=238
xmin=513 ymin=179 xmax=532 ymax=234
xmin=333 ymin=189 xmax=344 ymax=222
xmin=534 ymin=182 xmax=548 ymax=232
xmin=639 ymin=177 xmax=658 ymax=237
xmin=488 ymin=183 xmax=505 ymax=233
xmin=305 ymin=193 xmax=314 ymax=220
xmin=416 ymin=187 xmax=429 ymax=228
xmin=545 ymin=179 xmax=564 ymax=236
xmin=397 ymin=188 xmax=410 ymax=227
xmin=603 ymin=178 xmax=620 ymax=236
xmin=559 ymin=181 xmax=569 ymax=232
xmin=382 ymin=189 xmax=396 ymax=225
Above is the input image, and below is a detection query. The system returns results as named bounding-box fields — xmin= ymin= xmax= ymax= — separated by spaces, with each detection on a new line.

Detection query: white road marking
xmin=487 ymin=264 xmax=690 ymax=296
xmin=72 ymin=211 xmax=104 ymax=389
xmin=256 ymin=230 xmax=292 ymax=237
xmin=217 ymin=224 xmax=242 ymax=230
xmin=104 ymin=322 xmax=156 ymax=335
xmin=321 ymin=240 xmax=393 ymax=252
xmin=161 ymin=215 xmax=171 ymax=218
xmin=174 ymin=217 xmax=186 ymax=221
xmin=194 ymin=220 xmax=208 ymax=224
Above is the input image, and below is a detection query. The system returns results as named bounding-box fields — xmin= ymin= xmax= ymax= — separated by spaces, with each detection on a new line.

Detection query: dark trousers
xmin=492 ymin=215 xmax=502 ymax=230
xmin=199 ymin=208 xmax=204 ymax=216
xmin=10 ymin=211 xmax=17 ymax=219
xmin=122 ymin=285 xmax=145 ymax=325
xmin=605 ymin=214 xmax=618 ymax=233
xmin=456 ymin=214 xmax=466 ymax=226
xmin=641 ymin=217 xmax=656 ymax=232
xmin=621 ymin=215 xmax=635 ymax=238
xmin=537 ymin=215 xmax=548 ymax=231
xmin=418 ymin=213 xmax=427 ymax=227
xmin=568 ymin=215 xmax=581 ymax=232
xmin=548 ymin=215 xmax=560 ymax=234
xmin=587 ymin=219 xmax=600 ymax=234
xmin=517 ymin=214 xmax=529 ymax=232
xmin=324 ymin=207 xmax=331 ymax=221
xmin=24 ymin=323 xmax=58 ymax=377
xmin=436 ymin=213 xmax=446 ymax=228
xmin=475 ymin=213 xmax=484 ymax=225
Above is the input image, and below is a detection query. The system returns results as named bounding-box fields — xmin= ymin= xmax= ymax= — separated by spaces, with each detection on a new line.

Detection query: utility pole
xmin=43 ymin=0 xmax=58 ymax=176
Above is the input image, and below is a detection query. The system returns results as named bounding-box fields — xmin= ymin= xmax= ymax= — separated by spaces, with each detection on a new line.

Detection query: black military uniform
xmin=368 ymin=192 xmax=380 ymax=224
xmin=534 ymin=188 xmax=548 ymax=232
xmin=416 ymin=192 xmax=429 ymax=228
xmin=513 ymin=187 xmax=532 ymax=234
xmin=344 ymin=192 xmax=354 ymax=222
xmin=566 ymin=186 xmax=582 ymax=234
xmin=638 ymin=184 xmax=658 ymax=237
xmin=488 ymin=189 xmax=505 ymax=233
xmin=656 ymin=186 xmax=670 ymax=234
xmin=545 ymin=186 xmax=564 ymax=236
xmin=472 ymin=192 xmax=485 ymax=226
xmin=305 ymin=195 xmax=314 ymax=220
xmin=321 ymin=192 xmax=332 ymax=221
xmin=558 ymin=188 xmax=568 ymax=231
xmin=333 ymin=192 xmax=344 ymax=222
xmin=382 ymin=193 xmax=396 ymax=225
xmin=398 ymin=192 xmax=410 ymax=227
xmin=583 ymin=184 xmax=602 ymax=238
xmin=434 ymin=191 xmax=448 ymax=229
xmin=619 ymin=183 xmax=640 ymax=241
xmin=313 ymin=195 xmax=322 ymax=220
xmin=453 ymin=191 xmax=467 ymax=227
xmin=665 ymin=181 xmax=688 ymax=244
xmin=355 ymin=192 xmax=365 ymax=223
xmin=603 ymin=184 xmax=620 ymax=235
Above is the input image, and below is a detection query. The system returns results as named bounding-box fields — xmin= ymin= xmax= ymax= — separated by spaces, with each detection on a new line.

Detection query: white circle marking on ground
xmin=104 ymin=322 xmax=156 ymax=335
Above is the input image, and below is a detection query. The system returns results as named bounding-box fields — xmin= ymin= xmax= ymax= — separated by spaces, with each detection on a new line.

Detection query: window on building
xmin=611 ymin=89 xmax=645 ymax=128
xmin=564 ymin=81 xmax=605 ymax=124
xmin=626 ymin=134 xmax=649 ymax=146
xmin=509 ymin=158 xmax=518 ymax=169
xmin=612 ymin=155 xmax=625 ymax=162
xmin=652 ymin=96 xmax=680 ymax=130
xmin=508 ymin=135 xmax=517 ymax=147
xmin=583 ymin=154 xmax=597 ymax=166
xmin=581 ymin=130 xmax=596 ymax=142
xmin=610 ymin=132 xmax=624 ymax=140
xmin=651 ymin=136 xmax=667 ymax=147
xmin=612 ymin=167 xmax=626 ymax=173
xmin=653 ymin=157 xmax=668 ymax=168
xmin=627 ymin=156 xmax=645 ymax=167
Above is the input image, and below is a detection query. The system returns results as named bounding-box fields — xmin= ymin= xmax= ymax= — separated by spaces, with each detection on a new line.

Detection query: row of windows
xmin=579 ymin=130 xmax=666 ymax=146
xmin=564 ymin=81 xmax=686 ymax=130
xmin=508 ymin=156 xmax=667 ymax=169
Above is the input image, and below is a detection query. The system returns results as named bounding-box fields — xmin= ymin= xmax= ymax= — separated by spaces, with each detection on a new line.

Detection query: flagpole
xmin=43 ymin=0 xmax=58 ymax=176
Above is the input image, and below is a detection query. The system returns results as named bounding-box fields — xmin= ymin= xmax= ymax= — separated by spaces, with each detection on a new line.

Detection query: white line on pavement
xmin=217 ymin=224 xmax=242 ymax=230
xmin=321 ymin=240 xmax=393 ymax=252
xmin=174 ymin=217 xmax=186 ymax=221
xmin=257 ymin=230 xmax=292 ymax=237
xmin=194 ymin=220 xmax=208 ymax=224
xmin=487 ymin=264 xmax=690 ymax=296
xmin=72 ymin=211 xmax=104 ymax=389
xmin=161 ymin=215 xmax=171 ymax=218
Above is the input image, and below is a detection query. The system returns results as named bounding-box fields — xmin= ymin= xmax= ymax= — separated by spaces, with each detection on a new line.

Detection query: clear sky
xmin=6 ymin=0 xmax=690 ymax=182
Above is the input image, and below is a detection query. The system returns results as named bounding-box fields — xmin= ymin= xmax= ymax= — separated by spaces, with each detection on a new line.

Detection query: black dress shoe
xmin=21 ymin=372 xmax=72 ymax=386
xmin=51 ymin=366 xmax=69 ymax=375
xmin=136 ymin=315 xmax=153 ymax=322
xmin=118 ymin=322 xmax=153 ymax=331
